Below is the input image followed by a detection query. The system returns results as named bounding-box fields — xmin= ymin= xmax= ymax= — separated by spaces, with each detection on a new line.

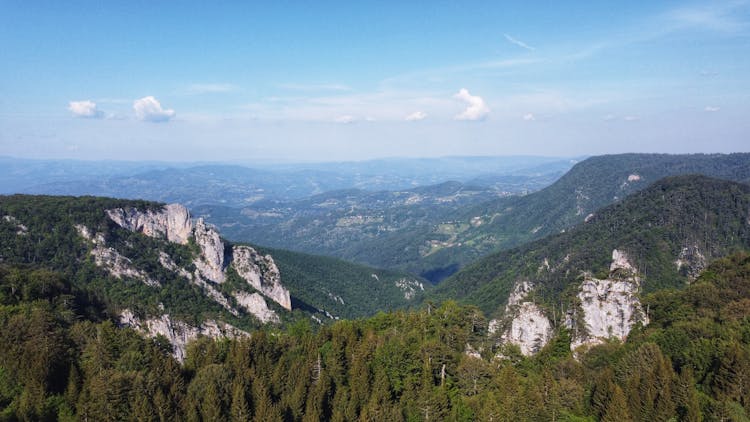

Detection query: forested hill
xmin=407 ymin=152 xmax=750 ymax=281
xmin=1 ymin=249 xmax=749 ymax=420
xmin=429 ymin=175 xmax=750 ymax=317
xmin=0 ymin=195 xmax=428 ymax=334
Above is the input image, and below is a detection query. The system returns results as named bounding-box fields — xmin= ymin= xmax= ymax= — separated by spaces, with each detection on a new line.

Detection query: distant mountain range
xmin=206 ymin=153 xmax=750 ymax=283
xmin=1 ymin=155 xmax=576 ymax=205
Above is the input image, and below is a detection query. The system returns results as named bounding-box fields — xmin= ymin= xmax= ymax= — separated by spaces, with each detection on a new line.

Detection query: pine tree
xmin=674 ymin=366 xmax=702 ymax=422
xmin=230 ymin=379 xmax=250 ymax=422
xmin=201 ymin=382 xmax=224 ymax=421
xmin=602 ymin=384 xmax=632 ymax=422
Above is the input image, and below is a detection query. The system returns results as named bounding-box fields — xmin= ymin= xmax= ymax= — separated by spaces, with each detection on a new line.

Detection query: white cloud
xmin=405 ymin=111 xmax=427 ymax=121
xmin=704 ymin=106 xmax=720 ymax=112
xmin=334 ymin=115 xmax=355 ymax=123
xmin=133 ymin=96 xmax=176 ymax=122
xmin=623 ymin=115 xmax=639 ymax=121
xmin=454 ymin=89 xmax=490 ymax=121
xmin=603 ymin=114 xmax=616 ymax=121
xmin=185 ymin=83 xmax=237 ymax=94
xmin=68 ymin=100 xmax=103 ymax=118
xmin=522 ymin=113 xmax=535 ymax=121
xmin=504 ymin=34 xmax=536 ymax=51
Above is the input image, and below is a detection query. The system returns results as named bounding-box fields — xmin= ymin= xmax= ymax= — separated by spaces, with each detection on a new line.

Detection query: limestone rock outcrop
xmin=75 ymin=224 xmax=159 ymax=287
xmin=3 ymin=215 xmax=28 ymax=235
xmin=492 ymin=250 xmax=649 ymax=356
xmin=495 ymin=281 xmax=553 ymax=356
xmin=193 ymin=218 xmax=226 ymax=284
xmin=107 ymin=204 xmax=193 ymax=244
xmin=394 ymin=278 xmax=424 ymax=300
xmin=232 ymin=245 xmax=291 ymax=310
xmin=675 ymin=245 xmax=706 ymax=282
xmin=104 ymin=204 xmax=293 ymax=316
xmin=119 ymin=309 xmax=249 ymax=362
xmin=502 ymin=302 xmax=553 ymax=356
xmin=568 ymin=249 xmax=648 ymax=351
xmin=232 ymin=291 xmax=279 ymax=323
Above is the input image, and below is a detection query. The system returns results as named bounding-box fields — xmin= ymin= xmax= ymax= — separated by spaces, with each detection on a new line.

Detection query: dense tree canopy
xmin=1 ymin=252 xmax=749 ymax=420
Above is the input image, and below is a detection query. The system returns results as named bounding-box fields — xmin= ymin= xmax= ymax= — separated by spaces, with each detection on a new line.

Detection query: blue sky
xmin=1 ymin=1 xmax=749 ymax=162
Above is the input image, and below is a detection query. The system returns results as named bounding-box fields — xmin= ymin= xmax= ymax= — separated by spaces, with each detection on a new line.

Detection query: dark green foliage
xmin=1 ymin=252 xmax=750 ymax=420
xmin=255 ymin=245 xmax=428 ymax=320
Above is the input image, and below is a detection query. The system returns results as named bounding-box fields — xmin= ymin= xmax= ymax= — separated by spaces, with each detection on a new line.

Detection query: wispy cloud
xmin=185 ymin=83 xmax=238 ymax=95
xmin=68 ymin=100 xmax=104 ymax=118
xmin=278 ymin=83 xmax=351 ymax=92
xmin=699 ymin=70 xmax=719 ymax=77
xmin=405 ymin=111 xmax=427 ymax=121
xmin=665 ymin=2 xmax=749 ymax=33
xmin=242 ymin=89 xmax=454 ymax=122
xmin=504 ymin=34 xmax=535 ymax=51
xmin=380 ymin=57 xmax=540 ymax=90
xmin=454 ymin=89 xmax=490 ymax=121
xmin=334 ymin=115 xmax=356 ymax=123
xmin=705 ymin=106 xmax=721 ymax=112
xmin=133 ymin=96 xmax=176 ymax=122
xmin=522 ymin=113 xmax=535 ymax=121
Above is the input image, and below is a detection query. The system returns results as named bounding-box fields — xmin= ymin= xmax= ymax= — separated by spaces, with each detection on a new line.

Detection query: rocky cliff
xmin=490 ymin=281 xmax=552 ymax=356
xmin=491 ymin=249 xmax=648 ymax=355
xmin=106 ymin=203 xmax=292 ymax=312
xmin=119 ymin=309 xmax=249 ymax=362
xmin=231 ymin=245 xmax=291 ymax=310
xmin=107 ymin=203 xmax=193 ymax=244
xmin=193 ymin=218 xmax=226 ymax=284
xmin=568 ymin=249 xmax=648 ymax=351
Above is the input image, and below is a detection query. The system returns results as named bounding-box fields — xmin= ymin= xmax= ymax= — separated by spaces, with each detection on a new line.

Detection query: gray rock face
xmin=158 ymin=252 xmax=238 ymax=316
xmin=394 ymin=278 xmax=424 ymax=300
xmin=193 ymin=218 xmax=226 ymax=284
xmin=75 ymin=224 xmax=159 ymax=287
xmin=232 ymin=291 xmax=279 ymax=323
xmin=231 ymin=245 xmax=291 ymax=310
xmin=502 ymin=302 xmax=552 ymax=356
xmin=494 ymin=281 xmax=553 ymax=356
xmin=119 ymin=309 xmax=249 ymax=362
xmin=675 ymin=245 xmax=706 ymax=282
xmin=107 ymin=203 xmax=193 ymax=245
xmin=493 ymin=249 xmax=649 ymax=356
xmin=104 ymin=203 xmax=292 ymax=318
xmin=568 ymin=249 xmax=649 ymax=351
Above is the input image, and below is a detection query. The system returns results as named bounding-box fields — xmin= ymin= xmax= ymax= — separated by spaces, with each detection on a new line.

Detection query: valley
xmin=2 ymin=153 xmax=750 ymax=420
xmin=4 ymin=2 xmax=750 ymax=419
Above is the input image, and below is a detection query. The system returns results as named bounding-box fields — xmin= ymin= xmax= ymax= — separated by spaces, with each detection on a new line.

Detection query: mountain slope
xmin=0 ymin=195 xmax=427 ymax=356
xmin=2 ymin=253 xmax=749 ymax=420
xmin=429 ymin=175 xmax=750 ymax=335
xmin=401 ymin=153 xmax=750 ymax=280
